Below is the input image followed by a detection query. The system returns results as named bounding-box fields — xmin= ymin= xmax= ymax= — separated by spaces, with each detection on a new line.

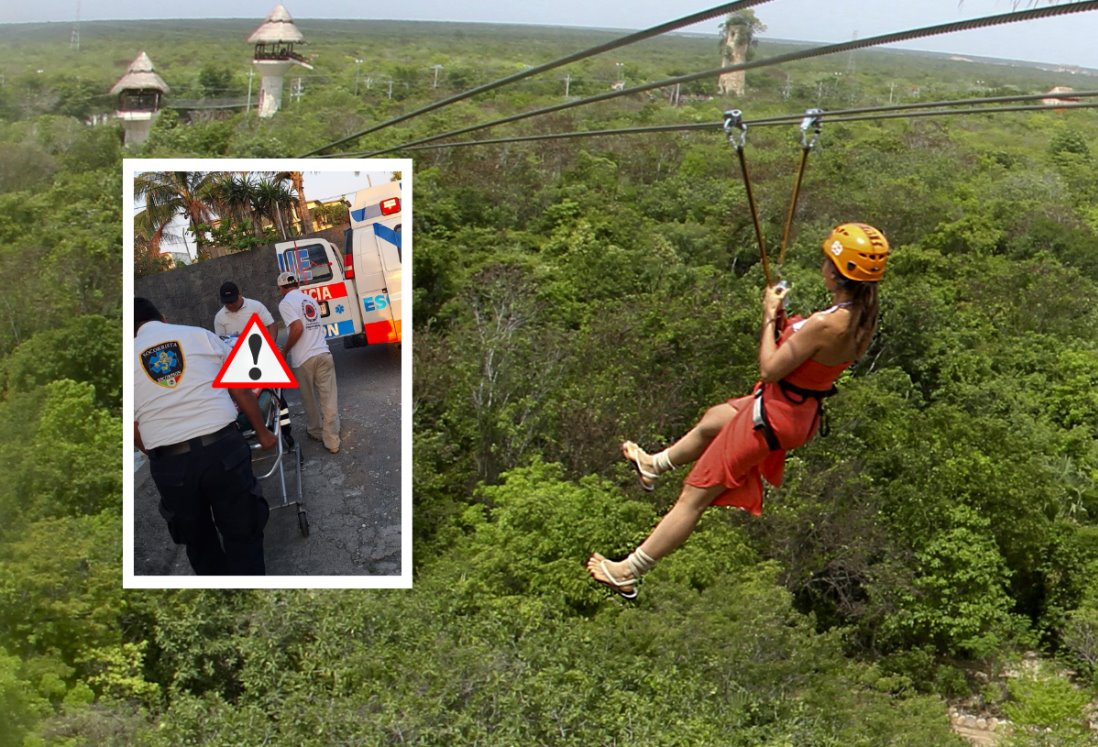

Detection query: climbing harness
xmin=751 ymin=379 xmax=838 ymax=452
xmin=750 ymin=303 xmax=851 ymax=450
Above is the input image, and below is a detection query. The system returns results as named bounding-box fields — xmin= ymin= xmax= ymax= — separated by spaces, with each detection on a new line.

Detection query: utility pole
xmin=354 ymin=58 xmax=363 ymax=95
xmin=615 ymin=62 xmax=624 ymax=89
xmin=387 ymin=79 xmax=393 ymax=99
xmin=245 ymin=69 xmax=254 ymax=117
xmin=70 ymin=0 xmax=81 ymax=50
xmin=563 ymin=73 xmax=571 ymax=98
xmin=430 ymin=64 xmax=443 ymax=89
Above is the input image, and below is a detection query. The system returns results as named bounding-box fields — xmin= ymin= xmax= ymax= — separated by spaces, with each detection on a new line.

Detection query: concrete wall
xmin=134 ymin=226 xmax=347 ymax=330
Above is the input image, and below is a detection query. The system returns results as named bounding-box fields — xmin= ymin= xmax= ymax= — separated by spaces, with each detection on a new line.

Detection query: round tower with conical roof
xmin=248 ymin=4 xmax=312 ymax=118
xmin=111 ymin=51 xmax=169 ymax=146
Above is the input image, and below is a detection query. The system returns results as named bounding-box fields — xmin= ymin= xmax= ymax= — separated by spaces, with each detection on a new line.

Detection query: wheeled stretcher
xmin=237 ymin=388 xmax=308 ymax=537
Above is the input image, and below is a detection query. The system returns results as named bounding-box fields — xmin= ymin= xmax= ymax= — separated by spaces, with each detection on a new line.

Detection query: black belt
xmin=149 ymin=423 xmax=237 ymax=460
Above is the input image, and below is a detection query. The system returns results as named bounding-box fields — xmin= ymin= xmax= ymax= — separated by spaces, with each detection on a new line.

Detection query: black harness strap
xmin=751 ymin=384 xmax=781 ymax=451
xmin=752 ymin=380 xmax=839 ymax=451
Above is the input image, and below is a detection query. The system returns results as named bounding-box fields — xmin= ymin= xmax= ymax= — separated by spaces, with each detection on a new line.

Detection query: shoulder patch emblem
xmin=141 ymin=341 xmax=185 ymax=388
xmin=302 ymin=299 xmax=319 ymax=323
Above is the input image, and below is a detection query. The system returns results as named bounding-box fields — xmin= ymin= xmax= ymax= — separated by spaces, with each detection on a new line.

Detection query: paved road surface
xmin=132 ymin=341 xmax=403 ymax=578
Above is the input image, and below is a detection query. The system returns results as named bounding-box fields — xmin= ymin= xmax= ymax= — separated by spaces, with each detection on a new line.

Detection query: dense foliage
xmin=1 ymin=16 xmax=1097 ymax=745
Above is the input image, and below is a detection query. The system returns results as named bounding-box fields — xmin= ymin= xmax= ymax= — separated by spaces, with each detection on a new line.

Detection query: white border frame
xmin=123 ymin=158 xmax=413 ymax=589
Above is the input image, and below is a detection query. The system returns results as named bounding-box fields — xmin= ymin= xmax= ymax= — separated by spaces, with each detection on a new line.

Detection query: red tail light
xmin=343 ymin=253 xmax=355 ymax=279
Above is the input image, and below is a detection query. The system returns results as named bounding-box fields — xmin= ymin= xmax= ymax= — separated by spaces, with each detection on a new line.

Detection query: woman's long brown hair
xmin=846 ymin=280 xmax=879 ymax=360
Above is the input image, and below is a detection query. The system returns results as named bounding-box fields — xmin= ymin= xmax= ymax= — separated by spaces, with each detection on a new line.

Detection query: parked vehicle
xmin=274 ymin=181 xmax=402 ymax=347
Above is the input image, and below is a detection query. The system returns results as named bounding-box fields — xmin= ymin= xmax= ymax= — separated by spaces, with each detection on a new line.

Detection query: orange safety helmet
xmin=821 ymin=222 xmax=889 ymax=282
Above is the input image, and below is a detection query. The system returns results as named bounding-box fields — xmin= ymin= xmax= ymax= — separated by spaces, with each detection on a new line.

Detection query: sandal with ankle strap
xmin=621 ymin=441 xmax=658 ymax=492
xmin=586 ymin=553 xmax=638 ymax=600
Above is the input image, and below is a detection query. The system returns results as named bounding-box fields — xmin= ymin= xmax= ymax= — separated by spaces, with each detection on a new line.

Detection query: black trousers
xmin=150 ymin=428 xmax=269 ymax=575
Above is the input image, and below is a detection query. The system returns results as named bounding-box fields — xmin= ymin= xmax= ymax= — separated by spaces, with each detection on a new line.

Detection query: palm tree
xmin=207 ymin=172 xmax=264 ymax=239
xmin=133 ymin=207 xmax=173 ymax=276
xmin=718 ymin=10 xmax=766 ymax=97
xmin=275 ymin=170 xmax=313 ymax=234
xmin=133 ymin=171 xmax=218 ymax=260
xmin=252 ymin=177 xmax=298 ymax=240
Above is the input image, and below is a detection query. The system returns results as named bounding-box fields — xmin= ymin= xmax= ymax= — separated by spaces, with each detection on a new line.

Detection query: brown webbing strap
xmin=778 ymin=109 xmax=822 ymax=266
xmin=724 ymin=109 xmax=773 ymax=288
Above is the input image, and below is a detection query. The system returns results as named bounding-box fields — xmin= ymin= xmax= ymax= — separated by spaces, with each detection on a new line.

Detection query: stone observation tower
xmin=248 ymin=4 xmax=312 ymax=118
xmin=110 ymin=52 xmax=169 ymax=146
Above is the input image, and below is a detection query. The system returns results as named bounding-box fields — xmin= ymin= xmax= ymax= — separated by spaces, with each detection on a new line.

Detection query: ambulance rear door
xmin=275 ymin=238 xmax=363 ymax=340
xmin=349 ymin=186 xmax=402 ymax=345
xmin=352 ymin=218 xmax=401 ymax=344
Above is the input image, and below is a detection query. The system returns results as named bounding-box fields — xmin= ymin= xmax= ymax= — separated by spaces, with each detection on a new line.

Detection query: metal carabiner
xmin=799 ymin=108 xmax=823 ymax=150
xmin=723 ymin=109 xmax=747 ymax=150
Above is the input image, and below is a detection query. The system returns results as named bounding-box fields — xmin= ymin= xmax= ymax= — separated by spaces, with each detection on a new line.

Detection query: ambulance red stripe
xmin=303 ymin=282 xmax=348 ymax=303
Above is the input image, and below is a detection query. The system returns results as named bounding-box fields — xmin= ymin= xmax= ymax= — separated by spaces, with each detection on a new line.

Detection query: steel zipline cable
xmin=299 ymin=0 xmax=774 ymax=157
xmin=385 ymin=91 xmax=1098 ymax=152
xmin=326 ymin=0 xmax=1098 ymax=159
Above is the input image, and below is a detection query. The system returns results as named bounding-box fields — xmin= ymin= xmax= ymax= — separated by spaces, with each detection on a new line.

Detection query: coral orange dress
xmin=684 ymin=311 xmax=852 ymax=515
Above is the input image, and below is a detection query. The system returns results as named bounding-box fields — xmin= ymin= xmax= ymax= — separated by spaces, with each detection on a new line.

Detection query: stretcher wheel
xmin=298 ymin=510 xmax=310 ymax=537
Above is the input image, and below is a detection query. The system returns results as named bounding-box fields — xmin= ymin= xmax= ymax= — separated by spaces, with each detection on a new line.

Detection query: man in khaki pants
xmin=276 ymin=272 xmax=341 ymax=454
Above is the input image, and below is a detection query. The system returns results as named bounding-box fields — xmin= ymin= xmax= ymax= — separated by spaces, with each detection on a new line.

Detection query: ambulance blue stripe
xmin=323 ymin=320 xmax=356 ymax=339
xmin=373 ymin=222 xmax=402 ymax=250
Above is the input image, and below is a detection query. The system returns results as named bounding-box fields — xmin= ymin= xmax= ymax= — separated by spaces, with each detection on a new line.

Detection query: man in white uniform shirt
xmin=214 ymin=281 xmax=278 ymax=340
xmin=134 ymin=297 xmax=277 ymax=575
xmin=276 ymin=272 xmax=341 ymax=453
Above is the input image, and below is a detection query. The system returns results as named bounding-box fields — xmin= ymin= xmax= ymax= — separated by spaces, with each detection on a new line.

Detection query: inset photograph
xmin=123 ymin=158 xmax=411 ymax=588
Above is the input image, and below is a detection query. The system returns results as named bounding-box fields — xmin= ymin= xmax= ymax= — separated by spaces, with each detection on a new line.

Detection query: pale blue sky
xmin=5 ymin=1 xmax=1098 ymax=68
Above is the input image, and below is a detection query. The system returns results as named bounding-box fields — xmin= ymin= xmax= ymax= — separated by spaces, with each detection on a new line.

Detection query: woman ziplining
xmin=587 ymin=222 xmax=889 ymax=599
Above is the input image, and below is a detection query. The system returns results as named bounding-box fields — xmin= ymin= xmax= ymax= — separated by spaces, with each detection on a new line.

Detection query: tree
xmin=718 ymin=10 xmax=766 ymax=96
xmin=251 ymin=177 xmax=297 ymax=240
xmin=197 ymin=63 xmax=235 ymax=98
xmin=205 ymin=172 xmax=264 ymax=239
xmin=1 ymin=315 xmax=122 ymax=411
xmin=133 ymin=171 xmax=218 ymax=260
xmin=0 ymin=648 xmax=46 ymax=747
xmin=275 ymin=170 xmax=313 ymax=234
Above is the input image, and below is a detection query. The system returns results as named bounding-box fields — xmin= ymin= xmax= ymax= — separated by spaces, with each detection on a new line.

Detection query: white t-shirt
xmin=278 ymin=288 xmax=330 ymax=368
xmin=214 ymin=297 xmax=275 ymax=338
xmin=134 ymin=320 xmax=238 ymax=450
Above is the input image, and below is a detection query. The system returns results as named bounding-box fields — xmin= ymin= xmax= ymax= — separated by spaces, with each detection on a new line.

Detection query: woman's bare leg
xmin=627 ymin=402 xmax=739 ymax=478
xmin=588 ymin=483 xmax=725 ymax=592
xmin=665 ymin=402 xmax=739 ymax=467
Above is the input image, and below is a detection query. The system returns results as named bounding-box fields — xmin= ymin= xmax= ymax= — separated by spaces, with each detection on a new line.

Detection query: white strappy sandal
xmin=587 ymin=553 xmax=639 ymax=600
xmin=621 ymin=441 xmax=658 ymax=492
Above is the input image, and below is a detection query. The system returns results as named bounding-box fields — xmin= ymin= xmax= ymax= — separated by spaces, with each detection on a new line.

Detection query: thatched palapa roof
xmin=110 ymin=52 xmax=169 ymax=95
xmin=247 ymin=5 xmax=305 ymax=44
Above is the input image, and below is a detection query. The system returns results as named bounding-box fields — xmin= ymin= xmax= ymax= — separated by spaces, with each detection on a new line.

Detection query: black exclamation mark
xmin=248 ymin=333 xmax=262 ymax=381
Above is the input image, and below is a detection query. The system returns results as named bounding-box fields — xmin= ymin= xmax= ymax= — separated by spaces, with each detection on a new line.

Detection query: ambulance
xmin=274 ymin=181 xmax=403 ymax=348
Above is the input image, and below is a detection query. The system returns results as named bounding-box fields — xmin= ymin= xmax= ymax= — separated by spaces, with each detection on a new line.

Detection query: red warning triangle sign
xmin=213 ymin=313 xmax=298 ymax=388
